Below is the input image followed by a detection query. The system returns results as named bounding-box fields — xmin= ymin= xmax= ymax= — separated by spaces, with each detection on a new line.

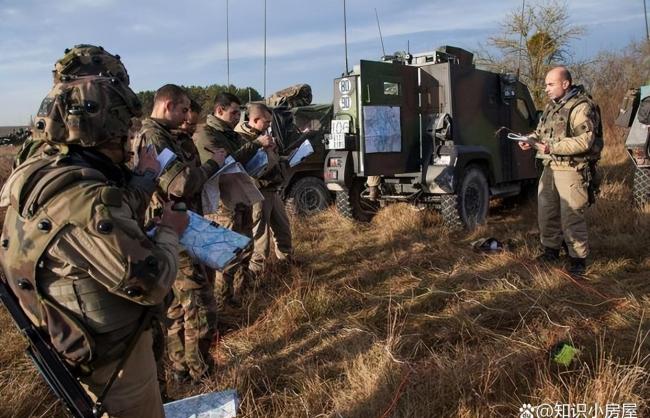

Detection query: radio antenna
xmin=343 ymin=0 xmax=349 ymax=74
xmin=517 ymin=0 xmax=525 ymax=78
xmin=375 ymin=8 xmax=386 ymax=57
xmin=262 ymin=0 xmax=268 ymax=97
xmin=226 ymin=0 xmax=231 ymax=89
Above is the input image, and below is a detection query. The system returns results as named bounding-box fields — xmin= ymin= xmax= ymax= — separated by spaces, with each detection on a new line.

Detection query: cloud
xmin=187 ymin=1 xmax=505 ymax=69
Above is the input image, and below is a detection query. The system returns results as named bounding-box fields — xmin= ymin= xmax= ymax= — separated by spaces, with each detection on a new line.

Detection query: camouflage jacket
xmin=234 ymin=121 xmax=284 ymax=189
xmin=194 ymin=114 xmax=261 ymax=165
xmin=14 ymin=139 xmax=156 ymax=222
xmin=135 ymin=118 xmax=220 ymax=214
xmin=532 ymin=85 xmax=603 ymax=170
xmin=0 ymin=149 xmax=179 ymax=367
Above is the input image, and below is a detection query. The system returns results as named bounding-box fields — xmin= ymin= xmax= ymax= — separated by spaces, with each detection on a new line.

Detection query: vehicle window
xmin=383 ymin=81 xmax=400 ymax=96
xmin=516 ymin=98 xmax=531 ymax=120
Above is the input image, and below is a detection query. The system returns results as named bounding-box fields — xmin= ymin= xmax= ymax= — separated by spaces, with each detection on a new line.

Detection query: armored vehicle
xmin=323 ymin=46 xmax=539 ymax=228
xmin=271 ymin=103 xmax=334 ymax=215
xmin=616 ymin=85 xmax=650 ymax=208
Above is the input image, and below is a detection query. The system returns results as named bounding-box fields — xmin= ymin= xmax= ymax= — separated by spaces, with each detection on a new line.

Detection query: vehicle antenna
xmin=264 ymin=0 xmax=266 ymax=99
xmin=375 ymin=8 xmax=386 ymax=57
xmin=517 ymin=0 xmax=525 ymax=78
xmin=343 ymin=0 xmax=349 ymax=75
xmin=643 ymin=0 xmax=650 ymax=41
xmin=226 ymin=0 xmax=231 ymax=90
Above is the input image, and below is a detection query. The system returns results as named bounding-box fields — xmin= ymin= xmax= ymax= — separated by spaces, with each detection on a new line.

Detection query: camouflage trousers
xmin=210 ymin=204 xmax=254 ymax=309
xmin=538 ymin=166 xmax=589 ymax=259
xmin=166 ymin=253 xmax=217 ymax=380
xmin=249 ymin=189 xmax=293 ymax=275
xmin=81 ymin=329 xmax=163 ymax=418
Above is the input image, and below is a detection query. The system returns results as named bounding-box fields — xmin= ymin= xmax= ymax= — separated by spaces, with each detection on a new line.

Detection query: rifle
xmin=0 ymin=277 xmax=98 ymax=418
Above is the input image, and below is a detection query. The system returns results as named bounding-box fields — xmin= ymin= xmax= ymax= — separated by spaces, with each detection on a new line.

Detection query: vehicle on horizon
xmin=323 ymin=45 xmax=539 ymax=228
xmin=616 ymin=85 xmax=650 ymax=208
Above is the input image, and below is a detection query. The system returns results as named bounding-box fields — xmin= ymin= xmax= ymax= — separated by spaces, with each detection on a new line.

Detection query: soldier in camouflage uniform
xmin=519 ymin=66 xmax=602 ymax=276
xmin=235 ymin=103 xmax=293 ymax=276
xmin=14 ymin=44 xmax=130 ymax=169
xmin=134 ymin=84 xmax=226 ymax=382
xmin=194 ymin=92 xmax=274 ymax=309
xmin=180 ymin=99 xmax=202 ymax=136
xmin=0 ymin=75 xmax=187 ymax=418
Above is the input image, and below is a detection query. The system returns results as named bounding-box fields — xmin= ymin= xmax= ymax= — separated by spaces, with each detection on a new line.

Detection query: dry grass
xmin=1 ymin=47 xmax=650 ymax=418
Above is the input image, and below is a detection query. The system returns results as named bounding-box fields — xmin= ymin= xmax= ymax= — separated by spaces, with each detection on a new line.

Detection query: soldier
xmin=194 ymin=92 xmax=274 ymax=309
xmin=180 ymin=99 xmax=202 ymax=136
xmin=519 ymin=66 xmax=602 ymax=276
xmin=135 ymin=84 xmax=226 ymax=383
xmin=235 ymin=103 xmax=293 ymax=276
xmin=15 ymin=44 xmax=130 ymax=168
xmin=367 ymin=176 xmax=381 ymax=200
xmin=0 ymin=75 xmax=187 ymax=417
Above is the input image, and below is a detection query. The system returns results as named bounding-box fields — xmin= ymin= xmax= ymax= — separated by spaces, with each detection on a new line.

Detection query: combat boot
xmin=368 ymin=186 xmax=380 ymax=201
xmin=536 ymin=246 xmax=560 ymax=262
xmin=568 ymin=257 xmax=586 ymax=277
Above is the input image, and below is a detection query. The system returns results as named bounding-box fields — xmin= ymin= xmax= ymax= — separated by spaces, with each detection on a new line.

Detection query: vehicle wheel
xmin=633 ymin=166 xmax=650 ymax=208
xmin=335 ymin=178 xmax=379 ymax=222
xmin=285 ymin=177 xmax=331 ymax=216
xmin=440 ymin=166 xmax=489 ymax=230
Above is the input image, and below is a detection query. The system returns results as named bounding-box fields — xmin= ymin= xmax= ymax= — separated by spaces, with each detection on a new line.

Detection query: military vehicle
xmin=270 ymin=103 xmax=334 ymax=215
xmin=616 ymin=85 xmax=650 ymax=208
xmin=238 ymin=84 xmax=333 ymax=215
xmin=323 ymin=45 xmax=539 ymax=228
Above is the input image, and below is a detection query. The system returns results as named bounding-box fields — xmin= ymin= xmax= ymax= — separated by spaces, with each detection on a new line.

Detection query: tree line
xmin=137 ymin=84 xmax=263 ymax=119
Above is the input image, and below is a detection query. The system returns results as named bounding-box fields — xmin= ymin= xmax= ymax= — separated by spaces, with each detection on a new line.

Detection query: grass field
xmin=0 ymin=49 xmax=649 ymax=417
xmin=0 ymin=130 xmax=648 ymax=418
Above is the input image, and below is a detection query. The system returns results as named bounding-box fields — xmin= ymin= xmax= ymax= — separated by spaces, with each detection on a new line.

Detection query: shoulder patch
xmin=100 ymin=186 xmax=123 ymax=207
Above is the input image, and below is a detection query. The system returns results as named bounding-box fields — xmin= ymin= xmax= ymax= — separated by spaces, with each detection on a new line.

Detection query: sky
xmin=0 ymin=0 xmax=647 ymax=126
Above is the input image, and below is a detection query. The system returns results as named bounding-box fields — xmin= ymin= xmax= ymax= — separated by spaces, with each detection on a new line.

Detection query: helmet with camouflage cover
xmin=53 ymin=44 xmax=130 ymax=85
xmin=32 ymin=75 xmax=142 ymax=147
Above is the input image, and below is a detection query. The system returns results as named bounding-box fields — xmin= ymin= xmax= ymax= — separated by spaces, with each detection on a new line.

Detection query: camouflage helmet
xmin=53 ymin=44 xmax=130 ymax=85
xmin=32 ymin=75 xmax=142 ymax=147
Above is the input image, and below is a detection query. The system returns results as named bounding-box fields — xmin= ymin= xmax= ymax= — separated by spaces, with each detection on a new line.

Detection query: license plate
xmin=329 ymin=120 xmax=350 ymax=149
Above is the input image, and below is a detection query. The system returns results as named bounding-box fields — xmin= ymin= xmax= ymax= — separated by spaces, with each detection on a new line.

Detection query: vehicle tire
xmin=285 ymin=177 xmax=331 ymax=216
xmin=440 ymin=166 xmax=489 ymax=230
xmin=633 ymin=166 xmax=650 ymax=208
xmin=335 ymin=178 xmax=379 ymax=222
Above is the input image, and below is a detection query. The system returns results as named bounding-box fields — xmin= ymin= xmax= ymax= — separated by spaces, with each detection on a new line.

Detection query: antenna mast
xmin=517 ymin=0 xmax=525 ymax=78
xmin=264 ymin=0 xmax=266 ymax=99
xmin=343 ymin=0 xmax=349 ymax=74
xmin=226 ymin=0 xmax=231 ymax=89
xmin=375 ymin=8 xmax=386 ymax=57
xmin=643 ymin=0 xmax=650 ymax=41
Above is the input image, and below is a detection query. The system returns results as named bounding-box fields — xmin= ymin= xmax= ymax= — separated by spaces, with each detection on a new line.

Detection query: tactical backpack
xmin=32 ymin=75 xmax=142 ymax=147
xmin=53 ymin=44 xmax=130 ymax=85
xmin=266 ymin=84 xmax=313 ymax=108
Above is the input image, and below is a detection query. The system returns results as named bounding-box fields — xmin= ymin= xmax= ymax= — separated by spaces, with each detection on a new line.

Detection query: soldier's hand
xmin=257 ymin=134 xmax=275 ymax=149
xmin=534 ymin=142 xmax=550 ymax=154
xmin=211 ymin=147 xmax=227 ymax=166
xmin=518 ymin=141 xmax=532 ymax=151
xmin=136 ymin=145 xmax=161 ymax=175
xmin=160 ymin=201 xmax=189 ymax=237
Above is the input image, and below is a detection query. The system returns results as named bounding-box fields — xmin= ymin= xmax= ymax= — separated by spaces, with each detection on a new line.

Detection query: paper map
xmin=363 ymin=106 xmax=401 ymax=153
xmin=179 ymin=211 xmax=251 ymax=271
